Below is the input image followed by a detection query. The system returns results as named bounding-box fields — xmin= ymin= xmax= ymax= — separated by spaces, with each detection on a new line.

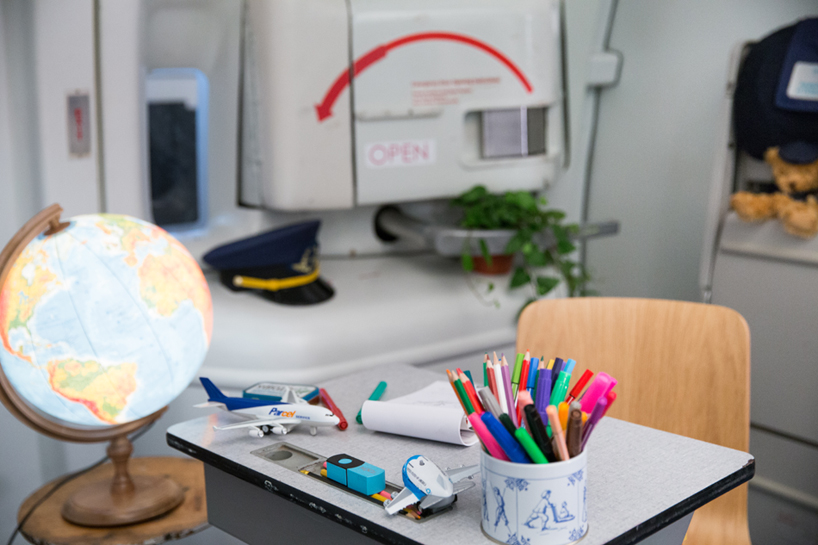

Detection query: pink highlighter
xmin=579 ymin=372 xmax=617 ymax=414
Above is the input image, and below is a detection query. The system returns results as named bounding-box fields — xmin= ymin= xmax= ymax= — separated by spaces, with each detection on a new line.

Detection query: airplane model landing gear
xmin=310 ymin=427 xmax=317 ymax=436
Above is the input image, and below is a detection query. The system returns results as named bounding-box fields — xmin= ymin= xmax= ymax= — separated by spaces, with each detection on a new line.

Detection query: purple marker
xmin=536 ymin=370 xmax=552 ymax=416
xmin=580 ymin=396 xmax=608 ymax=451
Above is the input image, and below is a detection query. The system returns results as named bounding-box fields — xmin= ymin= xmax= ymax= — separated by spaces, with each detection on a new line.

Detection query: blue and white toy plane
xmin=196 ymin=378 xmax=340 ymax=438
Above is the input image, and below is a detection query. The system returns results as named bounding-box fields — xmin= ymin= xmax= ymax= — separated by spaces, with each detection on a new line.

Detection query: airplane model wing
xmin=384 ymin=487 xmax=420 ymax=515
xmin=444 ymin=465 xmax=479 ymax=484
xmin=214 ymin=417 xmax=301 ymax=431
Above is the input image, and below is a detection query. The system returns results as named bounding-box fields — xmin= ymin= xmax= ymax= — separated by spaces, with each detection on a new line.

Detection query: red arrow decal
xmin=315 ymin=32 xmax=533 ymax=122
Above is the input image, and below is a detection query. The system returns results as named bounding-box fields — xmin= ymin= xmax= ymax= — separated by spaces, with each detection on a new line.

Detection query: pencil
xmin=446 ymin=370 xmax=468 ymax=414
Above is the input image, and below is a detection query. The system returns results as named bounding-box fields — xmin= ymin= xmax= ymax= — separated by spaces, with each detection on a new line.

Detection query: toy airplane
xmin=196 ymin=378 xmax=340 ymax=438
xmin=384 ymin=455 xmax=478 ymax=515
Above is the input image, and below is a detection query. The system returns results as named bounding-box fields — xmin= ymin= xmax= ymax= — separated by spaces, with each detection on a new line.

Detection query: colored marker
xmin=468 ymin=412 xmax=510 ymax=461
xmin=566 ymin=402 xmax=583 ymax=457
xmin=546 ymin=405 xmax=570 ymax=462
xmin=551 ymin=357 xmax=565 ymax=383
xmin=478 ymin=388 xmax=505 ymax=420
xmin=566 ymin=369 xmax=594 ymax=403
xmin=515 ymin=426 xmax=548 ymax=464
xmin=516 ymin=390 xmax=533 ymax=424
xmin=602 ymin=391 xmax=617 ymax=417
xmin=499 ymin=413 xmax=517 ymax=436
xmin=535 ymin=367 xmax=552 ymax=415
xmin=564 ymin=359 xmax=577 ymax=375
xmin=527 ymin=357 xmax=540 ymax=392
xmin=579 ymin=372 xmax=617 ymax=414
xmin=558 ymin=402 xmax=569 ymax=431
xmin=549 ymin=370 xmax=571 ymax=407
xmin=357 ymin=381 xmax=387 ymax=424
xmin=581 ymin=397 xmax=608 ymax=451
xmin=524 ymin=404 xmax=557 ymax=463
xmin=481 ymin=412 xmax=531 ymax=463
xmin=319 ymin=388 xmax=348 ymax=431
xmin=512 ymin=352 xmax=525 ymax=396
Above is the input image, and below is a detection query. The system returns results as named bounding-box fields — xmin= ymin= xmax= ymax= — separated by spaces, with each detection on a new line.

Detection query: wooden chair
xmin=517 ymin=297 xmax=751 ymax=545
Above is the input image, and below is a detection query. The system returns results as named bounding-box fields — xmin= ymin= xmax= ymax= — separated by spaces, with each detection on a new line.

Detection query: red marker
xmin=602 ymin=391 xmax=617 ymax=417
xmin=565 ymin=369 xmax=594 ymax=403
xmin=319 ymin=388 xmax=348 ymax=430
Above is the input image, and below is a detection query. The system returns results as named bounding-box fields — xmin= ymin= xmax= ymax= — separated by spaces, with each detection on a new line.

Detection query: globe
xmin=0 ymin=212 xmax=212 ymax=428
xmin=0 ymin=205 xmax=213 ymax=528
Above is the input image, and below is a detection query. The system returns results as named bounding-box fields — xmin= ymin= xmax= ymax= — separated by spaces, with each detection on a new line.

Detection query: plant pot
xmin=472 ymin=254 xmax=514 ymax=275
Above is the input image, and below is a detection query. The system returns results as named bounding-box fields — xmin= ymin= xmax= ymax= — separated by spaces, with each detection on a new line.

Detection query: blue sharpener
xmin=326 ymin=454 xmax=385 ymax=496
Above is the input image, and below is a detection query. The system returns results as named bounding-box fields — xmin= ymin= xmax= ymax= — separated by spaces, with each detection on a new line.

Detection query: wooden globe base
xmin=62 ymin=474 xmax=184 ymax=527
xmin=61 ymin=435 xmax=184 ymax=527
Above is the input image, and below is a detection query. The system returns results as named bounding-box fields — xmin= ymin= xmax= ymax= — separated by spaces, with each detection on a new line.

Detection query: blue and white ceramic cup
xmin=480 ymin=449 xmax=588 ymax=545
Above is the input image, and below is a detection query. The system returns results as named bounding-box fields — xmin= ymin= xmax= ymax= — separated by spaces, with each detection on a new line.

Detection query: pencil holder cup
xmin=480 ymin=450 xmax=587 ymax=545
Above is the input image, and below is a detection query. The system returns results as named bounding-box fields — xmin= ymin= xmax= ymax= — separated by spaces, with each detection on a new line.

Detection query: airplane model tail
xmin=197 ymin=377 xmax=285 ymax=411
xmin=201 ymin=377 xmax=227 ymax=401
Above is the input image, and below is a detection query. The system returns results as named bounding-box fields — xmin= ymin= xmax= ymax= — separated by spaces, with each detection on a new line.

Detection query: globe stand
xmin=0 ymin=204 xmax=195 ymax=529
xmin=61 ymin=435 xmax=185 ymax=527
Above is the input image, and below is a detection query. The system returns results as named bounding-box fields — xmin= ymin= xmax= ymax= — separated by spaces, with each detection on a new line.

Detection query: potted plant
xmin=450 ymin=185 xmax=593 ymax=308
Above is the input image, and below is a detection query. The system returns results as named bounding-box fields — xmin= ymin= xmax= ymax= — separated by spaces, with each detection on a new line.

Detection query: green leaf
xmin=487 ymin=282 xmax=494 ymax=293
xmin=479 ymin=239 xmax=492 ymax=267
xmin=505 ymin=231 xmax=528 ymax=254
xmin=557 ymin=239 xmax=576 ymax=255
xmin=461 ymin=252 xmax=474 ymax=272
xmin=510 ymin=267 xmax=530 ymax=288
xmin=536 ymin=276 xmax=560 ymax=296
xmin=523 ymin=246 xmax=548 ymax=267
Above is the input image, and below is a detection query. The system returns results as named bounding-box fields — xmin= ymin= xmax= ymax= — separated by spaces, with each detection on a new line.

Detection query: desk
xmin=167 ymin=365 xmax=754 ymax=545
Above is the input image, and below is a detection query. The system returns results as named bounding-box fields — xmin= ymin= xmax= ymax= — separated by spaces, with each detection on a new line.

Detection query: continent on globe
xmin=48 ymin=358 xmax=137 ymax=424
xmin=0 ymin=213 xmax=213 ymax=427
xmin=0 ymin=246 xmax=58 ymax=363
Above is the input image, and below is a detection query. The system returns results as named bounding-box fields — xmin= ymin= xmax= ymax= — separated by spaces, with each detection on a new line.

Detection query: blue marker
xmin=527 ymin=357 xmax=539 ymax=394
xmin=481 ymin=412 xmax=531 ymax=463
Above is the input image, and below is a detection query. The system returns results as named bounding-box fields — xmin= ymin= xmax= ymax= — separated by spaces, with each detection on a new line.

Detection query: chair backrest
xmin=517 ymin=297 xmax=751 ymax=544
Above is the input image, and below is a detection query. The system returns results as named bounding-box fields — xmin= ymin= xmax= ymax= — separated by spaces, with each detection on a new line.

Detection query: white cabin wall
xmin=582 ymin=0 xmax=818 ymax=301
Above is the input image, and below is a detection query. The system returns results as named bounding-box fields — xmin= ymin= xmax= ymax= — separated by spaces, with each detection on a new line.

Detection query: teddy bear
xmin=730 ymin=145 xmax=818 ymax=239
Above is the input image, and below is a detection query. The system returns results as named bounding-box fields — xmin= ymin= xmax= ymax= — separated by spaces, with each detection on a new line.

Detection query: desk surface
xmin=167 ymin=365 xmax=754 ymax=545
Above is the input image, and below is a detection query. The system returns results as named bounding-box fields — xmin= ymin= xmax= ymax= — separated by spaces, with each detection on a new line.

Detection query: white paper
xmin=361 ymin=381 xmax=477 ymax=446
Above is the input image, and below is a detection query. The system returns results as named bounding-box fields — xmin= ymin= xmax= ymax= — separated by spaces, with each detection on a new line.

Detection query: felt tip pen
xmin=551 ymin=357 xmax=565 ymax=384
xmin=603 ymin=391 xmax=617 ymax=417
xmin=546 ymin=405 xmax=570 ymax=462
xmin=468 ymin=412 xmax=510 ymax=461
xmin=357 ymin=381 xmax=387 ymax=424
xmin=499 ymin=413 xmax=518 ymax=437
xmin=524 ymin=405 xmax=557 ymax=463
xmin=558 ymin=402 xmax=569 ymax=431
xmin=536 ymin=371 xmax=552 ymax=415
xmin=564 ymin=359 xmax=577 ymax=375
xmin=580 ymin=372 xmax=616 ymax=414
xmin=515 ymin=426 xmax=548 ymax=464
xmin=319 ymin=388 xmax=348 ymax=430
xmin=566 ymin=402 xmax=583 ymax=458
xmin=549 ymin=371 xmax=571 ymax=408
xmin=478 ymin=388 xmax=505 ymax=420
xmin=566 ymin=369 xmax=594 ymax=403
xmin=512 ymin=352 xmax=525 ymax=396
xmin=516 ymin=390 xmax=533 ymax=424
xmin=527 ymin=357 xmax=540 ymax=391
xmin=581 ymin=397 xmax=608 ymax=451
xmin=481 ymin=412 xmax=531 ymax=463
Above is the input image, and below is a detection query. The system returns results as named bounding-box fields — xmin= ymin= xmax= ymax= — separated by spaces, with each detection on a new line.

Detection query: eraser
xmin=325 ymin=454 xmax=385 ymax=496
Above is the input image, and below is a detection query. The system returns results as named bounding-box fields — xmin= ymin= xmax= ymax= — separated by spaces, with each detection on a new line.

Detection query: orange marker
xmin=546 ymin=405 xmax=570 ymax=462
xmin=558 ymin=402 xmax=569 ymax=431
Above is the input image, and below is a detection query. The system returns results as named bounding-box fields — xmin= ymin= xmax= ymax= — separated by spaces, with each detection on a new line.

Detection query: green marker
xmin=356 ymin=381 xmax=387 ymax=424
xmin=515 ymin=427 xmax=548 ymax=464
xmin=511 ymin=353 xmax=524 ymax=396
xmin=549 ymin=371 xmax=571 ymax=408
